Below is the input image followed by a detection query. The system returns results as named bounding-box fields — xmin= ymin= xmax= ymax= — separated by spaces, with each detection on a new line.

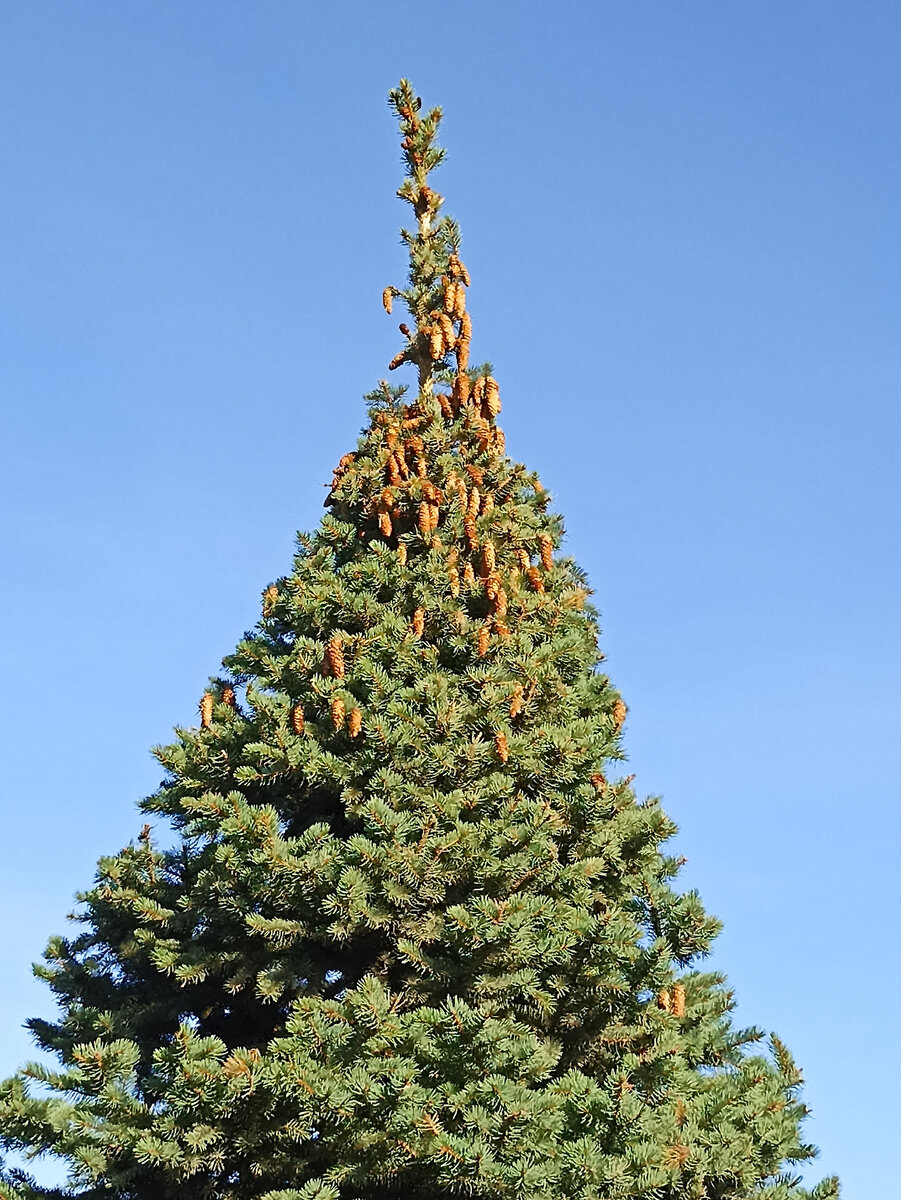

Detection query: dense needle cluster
xmin=0 ymin=81 xmax=837 ymax=1200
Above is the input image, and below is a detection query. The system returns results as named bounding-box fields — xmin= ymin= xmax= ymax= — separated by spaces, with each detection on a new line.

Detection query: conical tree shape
xmin=0 ymin=82 xmax=837 ymax=1200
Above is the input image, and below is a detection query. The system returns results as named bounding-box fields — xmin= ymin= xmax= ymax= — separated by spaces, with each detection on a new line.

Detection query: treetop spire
xmin=384 ymin=80 xmax=469 ymax=396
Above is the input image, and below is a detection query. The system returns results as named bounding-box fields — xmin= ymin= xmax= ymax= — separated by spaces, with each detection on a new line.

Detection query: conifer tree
xmin=0 ymin=82 xmax=838 ymax=1200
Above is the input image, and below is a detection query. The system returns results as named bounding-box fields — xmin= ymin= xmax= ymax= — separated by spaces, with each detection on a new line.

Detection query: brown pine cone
xmin=397 ymin=543 xmax=408 ymax=566
xmin=539 ymin=534 xmax=553 ymax=571
xmin=221 ymin=684 xmax=236 ymax=708
xmin=348 ymin=707 xmax=363 ymax=738
xmin=263 ymin=584 xmax=278 ymax=616
xmin=612 ymin=699 xmax=627 ymax=729
xmin=477 ymin=625 xmax=490 ymax=657
xmin=326 ymin=635 xmax=345 ymax=679
xmin=527 ymin=566 xmax=545 ymax=593
xmin=330 ymin=697 xmax=346 ymax=730
xmin=463 ymin=515 xmax=478 ymax=549
xmin=412 ymin=607 xmax=425 ymax=637
xmin=382 ymin=287 xmax=393 ymax=314
xmin=438 ymin=313 xmax=455 ymax=350
xmin=453 ymin=281 xmax=466 ymax=319
xmin=509 ymin=683 xmax=524 ymax=719
xmin=418 ymin=502 xmax=431 ymax=538
xmin=449 ymin=567 xmax=460 ymax=597
xmin=467 ymin=487 xmax=481 ymax=517
xmin=516 ymin=549 xmax=531 ymax=572
xmin=453 ymin=371 xmax=471 ymax=406
xmin=481 ymin=542 xmax=495 ymax=575
xmin=672 ymin=983 xmax=686 ymax=1018
xmin=463 ymin=561 xmax=476 ymax=588
xmin=199 ymin=692 xmax=214 ymax=729
xmin=443 ymin=278 xmax=456 ymax=314
xmin=494 ymin=732 xmax=509 ymax=763
xmin=484 ymin=377 xmax=501 ymax=418
xmin=291 ymin=704 xmax=305 ymax=735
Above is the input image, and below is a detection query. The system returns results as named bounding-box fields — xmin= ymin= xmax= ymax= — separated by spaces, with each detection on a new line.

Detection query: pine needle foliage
xmin=0 ymin=81 xmax=837 ymax=1200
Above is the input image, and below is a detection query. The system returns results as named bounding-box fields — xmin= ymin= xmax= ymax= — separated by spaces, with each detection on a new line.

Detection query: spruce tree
xmin=0 ymin=82 xmax=838 ymax=1200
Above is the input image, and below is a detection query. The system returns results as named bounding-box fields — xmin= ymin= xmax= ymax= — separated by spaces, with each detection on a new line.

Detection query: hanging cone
xmin=481 ymin=542 xmax=495 ymax=575
xmin=658 ymin=989 xmax=671 ymax=1012
xmin=452 ymin=371 xmax=471 ymax=406
xmin=467 ymin=487 xmax=481 ymax=517
xmin=480 ymin=492 xmax=494 ymax=516
xmin=382 ymin=287 xmax=393 ymax=314
xmin=540 ymin=534 xmax=553 ymax=571
xmin=263 ymin=584 xmax=279 ymax=616
xmin=509 ymin=683 xmax=524 ymax=719
xmin=442 ymin=277 xmax=456 ymax=314
xmin=453 ymin=280 xmax=466 ymax=319
xmin=672 ymin=983 xmax=686 ymax=1018
xmin=412 ymin=607 xmax=425 ymax=637
xmin=449 ymin=567 xmax=460 ymax=597
xmin=463 ymin=516 xmax=478 ymax=550
xmin=516 ymin=548 xmax=531 ymax=572
xmin=330 ymin=697 xmax=346 ymax=730
xmin=291 ymin=704 xmax=305 ymax=735
xmin=463 ymin=561 xmax=475 ymax=587
xmin=379 ymin=511 xmax=393 ymax=537
xmin=326 ymin=635 xmax=346 ymax=679
xmin=438 ymin=312 xmax=455 ymax=350
xmin=221 ymin=684 xmax=236 ymax=708
xmin=494 ymin=732 xmax=509 ymax=763
xmin=418 ymin=502 xmax=431 ymax=538
xmin=199 ymin=692 xmax=214 ymax=729
xmin=527 ymin=566 xmax=545 ymax=593
xmin=590 ymin=772 xmax=606 ymax=792
xmin=477 ymin=625 xmax=490 ymax=656
xmin=397 ymin=543 xmax=408 ymax=566
xmin=483 ymin=377 xmax=501 ymax=419
xmin=613 ymin=699 xmax=627 ymax=729
xmin=348 ymin=708 xmax=363 ymax=738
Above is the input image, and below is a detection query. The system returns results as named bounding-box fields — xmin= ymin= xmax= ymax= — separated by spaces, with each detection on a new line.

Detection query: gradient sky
xmin=1 ymin=3 xmax=899 ymax=1194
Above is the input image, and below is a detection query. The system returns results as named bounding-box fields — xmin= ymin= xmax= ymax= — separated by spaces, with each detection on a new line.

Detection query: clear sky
xmin=1 ymin=3 xmax=898 ymax=1194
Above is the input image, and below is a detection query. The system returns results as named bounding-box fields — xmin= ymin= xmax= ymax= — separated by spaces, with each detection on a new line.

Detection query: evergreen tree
xmin=0 ymin=81 xmax=837 ymax=1200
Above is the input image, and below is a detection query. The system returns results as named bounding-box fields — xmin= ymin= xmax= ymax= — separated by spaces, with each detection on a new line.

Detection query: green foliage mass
xmin=0 ymin=81 xmax=838 ymax=1200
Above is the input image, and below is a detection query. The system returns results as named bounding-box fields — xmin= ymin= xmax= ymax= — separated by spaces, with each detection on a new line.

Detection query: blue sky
xmin=1 ymin=3 xmax=898 ymax=1193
